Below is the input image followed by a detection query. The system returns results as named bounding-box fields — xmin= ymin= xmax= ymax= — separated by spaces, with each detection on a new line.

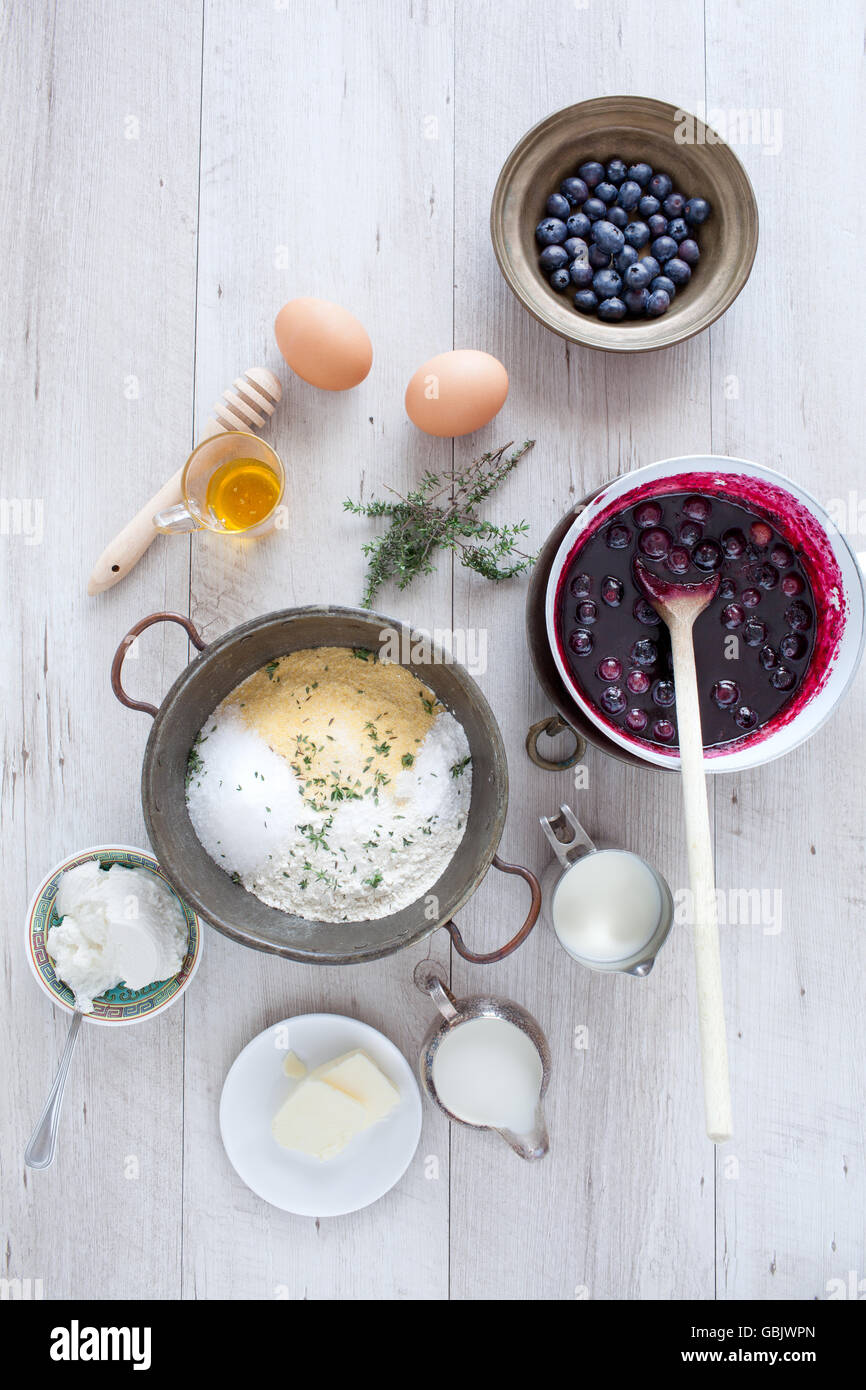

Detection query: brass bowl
xmin=490 ymin=95 xmax=759 ymax=353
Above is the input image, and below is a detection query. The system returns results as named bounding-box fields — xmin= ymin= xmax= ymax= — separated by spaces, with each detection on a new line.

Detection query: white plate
xmin=219 ymin=1013 xmax=423 ymax=1217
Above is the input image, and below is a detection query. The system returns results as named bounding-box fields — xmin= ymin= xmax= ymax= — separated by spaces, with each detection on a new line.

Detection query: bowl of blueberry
xmin=491 ymin=96 xmax=758 ymax=352
xmin=543 ymin=456 xmax=864 ymax=771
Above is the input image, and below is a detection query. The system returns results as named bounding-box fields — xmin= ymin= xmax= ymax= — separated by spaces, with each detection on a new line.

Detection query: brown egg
xmin=405 ymin=349 xmax=509 ymax=437
xmin=274 ymin=298 xmax=372 ymax=391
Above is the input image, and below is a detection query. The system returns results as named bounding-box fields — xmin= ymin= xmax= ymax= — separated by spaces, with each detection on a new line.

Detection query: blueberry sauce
xmin=556 ymin=491 xmax=817 ymax=749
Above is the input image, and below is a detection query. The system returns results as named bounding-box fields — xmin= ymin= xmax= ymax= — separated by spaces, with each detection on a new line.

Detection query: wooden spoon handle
xmin=87 ymin=466 xmax=184 ymax=595
xmin=668 ymin=620 xmax=733 ymax=1144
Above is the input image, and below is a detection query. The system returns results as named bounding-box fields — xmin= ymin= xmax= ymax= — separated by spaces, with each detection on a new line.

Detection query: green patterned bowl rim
xmin=27 ymin=844 xmax=202 ymax=1026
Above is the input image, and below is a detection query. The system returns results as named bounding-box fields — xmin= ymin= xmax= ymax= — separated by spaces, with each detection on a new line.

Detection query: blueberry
xmin=600 ymin=685 xmax=627 ymax=715
xmin=683 ymin=496 xmax=711 ymax=521
xmin=721 ymin=603 xmax=745 ymax=629
xmin=678 ymin=238 xmax=700 ymax=266
xmin=719 ymin=577 xmax=736 ymax=599
xmin=781 ymin=573 xmax=804 ymax=596
xmin=606 ymin=523 xmax=632 ymax=548
xmin=627 ymin=670 xmax=651 ymax=694
xmin=536 ymin=218 xmax=568 ymax=246
xmin=692 ymin=540 xmax=723 ymax=571
xmin=678 ymin=519 xmax=702 ymax=546
xmin=780 ymin=632 xmax=807 ymax=660
xmin=639 ymin=194 xmax=661 ymax=218
xmin=566 ymin=212 xmax=592 ymax=239
xmin=616 ymin=245 xmax=639 ymax=273
xmin=564 ymin=236 xmax=589 ymax=262
xmin=577 ymin=161 xmax=605 ymax=189
xmin=593 ymin=220 xmax=626 ymax=256
xmin=601 ymin=575 xmax=625 ymax=606
xmin=684 ymin=196 xmax=712 ymax=225
xmin=752 ymin=562 xmax=779 ymax=590
xmin=743 ymin=618 xmax=768 ymax=646
xmin=634 ymin=500 xmax=663 ymax=528
xmin=770 ymin=545 xmax=792 ymax=569
xmin=593 ymin=267 xmax=622 ymax=299
xmin=652 ymin=718 xmax=676 ymax=742
xmin=624 ymin=260 xmax=652 ymax=290
xmin=560 ymin=176 xmax=590 ymax=207
xmin=546 ymin=193 xmax=571 ymax=219
xmin=650 ymin=275 xmax=676 ymax=301
xmin=588 ymin=244 xmax=612 ymax=269
xmin=721 ymin=527 xmax=747 ymax=557
xmin=665 ymin=544 xmax=690 ymax=572
xmin=664 ymin=258 xmax=692 ymax=286
xmin=606 ymin=158 xmax=628 ymax=185
xmin=569 ymin=628 xmax=594 ymax=656
xmin=741 ymin=588 xmax=761 ymax=608
xmin=607 ymin=206 xmax=629 ymax=230
xmin=582 ymin=197 xmax=608 ymax=222
xmin=628 ymin=162 xmax=653 ymax=187
xmin=639 ymin=526 xmax=672 ymax=557
xmin=595 ymin=181 xmax=618 ymax=205
xmin=667 ymin=217 xmax=689 ymax=242
xmin=569 ymin=261 xmax=594 ymax=287
xmin=598 ymin=296 xmax=626 ymax=321
xmin=734 ymin=705 xmax=758 ymax=731
xmin=645 ymin=288 xmax=671 ymax=317
xmin=651 ymin=235 xmax=678 ymax=263
xmin=647 ymin=213 xmax=668 ymax=238
xmin=641 ymin=256 xmax=661 ymax=281
xmin=549 ymin=268 xmax=571 ymax=292
xmin=539 ymin=244 xmax=569 ymax=272
xmin=624 ymin=220 xmax=651 ymax=249
xmin=652 ymin=679 xmax=676 ymax=707
xmin=711 ymin=679 xmax=740 ymax=708
xmin=626 ymin=708 xmax=649 ymax=732
xmin=577 ymin=599 xmax=598 ymax=624
xmin=785 ymin=601 xmax=812 ymax=631
xmin=750 ymin=520 xmax=773 ymax=548
xmin=597 ymin=657 xmax=623 ymax=682
xmin=570 ymin=572 xmax=592 ymax=597
xmin=634 ymin=598 xmax=660 ymax=624
xmin=662 ymin=192 xmax=686 ymax=218
xmin=649 ymin=172 xmax=673 ymax=200
xmin=617 ymin=179 xmax=642 ymax=210
xmin=630 ymin=637 xmax=658 ymax=667
xmin=573 ymin=289 xmax=598 ymax=313
xmin=758 ymin=643 xmax=777 ymax=670
xmin=624 ymin=287 xmax=650 ymax=315
xmin=770 ymin=666 xmax=796 ymax=691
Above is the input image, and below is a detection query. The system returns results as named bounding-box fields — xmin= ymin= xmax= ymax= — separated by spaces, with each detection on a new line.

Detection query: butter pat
xmin=272 ymin=1080 xmax=367 ymax=1159
xmin=317 ymin=1050 xmax=400 ymax=1124
xmin=272 ymin=1048 xmax=400 ymax=1161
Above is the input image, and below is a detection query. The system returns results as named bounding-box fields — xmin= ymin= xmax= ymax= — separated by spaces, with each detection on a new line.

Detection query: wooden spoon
xmin=87 ymin=367 xmax=282 ymax=595
xmin=633 ymin=556 xmax=732 ymax=1144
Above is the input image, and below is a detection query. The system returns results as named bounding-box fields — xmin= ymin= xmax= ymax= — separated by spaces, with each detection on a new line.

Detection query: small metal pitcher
xmin=414 ymin=962 xmax=551 ymax=1160
xmin=540 ymin=804 xmax=673 ymax=976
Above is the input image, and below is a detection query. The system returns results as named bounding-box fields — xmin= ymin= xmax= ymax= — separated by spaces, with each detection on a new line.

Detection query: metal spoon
xmin=24 ymin=1011 xmax=83 ymax=1169
xmin=633 ymin=556 xmax=732 ymax=1144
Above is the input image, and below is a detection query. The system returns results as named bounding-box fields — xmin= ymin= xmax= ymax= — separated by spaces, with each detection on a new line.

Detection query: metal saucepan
xmin=111 ymin=606 xmax=540 ymax=965
xmin=538 ymin=456 xmax=864 ymax=773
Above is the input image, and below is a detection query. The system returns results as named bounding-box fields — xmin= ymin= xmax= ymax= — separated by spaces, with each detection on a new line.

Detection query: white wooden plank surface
xmin=2 ymin=0 xmax=863 ymax=1302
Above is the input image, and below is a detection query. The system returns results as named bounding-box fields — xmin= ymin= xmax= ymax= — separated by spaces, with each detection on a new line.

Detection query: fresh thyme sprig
xmin=344 ymin=440 xmax=537 ymax=608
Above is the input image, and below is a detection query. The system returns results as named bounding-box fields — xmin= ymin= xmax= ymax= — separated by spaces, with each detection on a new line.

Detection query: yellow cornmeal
xmin=219 ymin=646 xmax=440 ymax=811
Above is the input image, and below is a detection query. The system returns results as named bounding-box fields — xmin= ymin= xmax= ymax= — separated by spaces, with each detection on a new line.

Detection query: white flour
xmin=186 ymin=707 xmax=471 ymax=922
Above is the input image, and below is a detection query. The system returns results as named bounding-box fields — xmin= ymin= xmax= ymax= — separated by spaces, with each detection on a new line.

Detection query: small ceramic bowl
xmin=27 ymin=844 xmax=202 ymax=1025
xmin=490 ymin=95 xmax=759 ymax=353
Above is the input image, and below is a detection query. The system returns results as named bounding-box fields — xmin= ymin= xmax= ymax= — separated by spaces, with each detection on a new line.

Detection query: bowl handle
xmin=442 ymin=855 xmax=541 ymax=964
xmin=525 ymin=714 xmax=586 ymax=771
xmin=111 ymin=611 xmax=207 ymax=718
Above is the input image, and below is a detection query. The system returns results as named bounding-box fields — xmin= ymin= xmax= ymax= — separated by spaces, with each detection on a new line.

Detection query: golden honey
xmin=205 ymin=457 xmax=282 ymax=532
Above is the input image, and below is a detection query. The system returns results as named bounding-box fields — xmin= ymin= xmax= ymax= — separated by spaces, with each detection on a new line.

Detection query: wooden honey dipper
xmin=87 ymin=367 xmax=282 ymax=595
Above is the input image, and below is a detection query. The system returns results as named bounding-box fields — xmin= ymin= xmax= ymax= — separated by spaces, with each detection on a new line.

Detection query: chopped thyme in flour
xmin=345 ymin=440 xmax=537 ymax=607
